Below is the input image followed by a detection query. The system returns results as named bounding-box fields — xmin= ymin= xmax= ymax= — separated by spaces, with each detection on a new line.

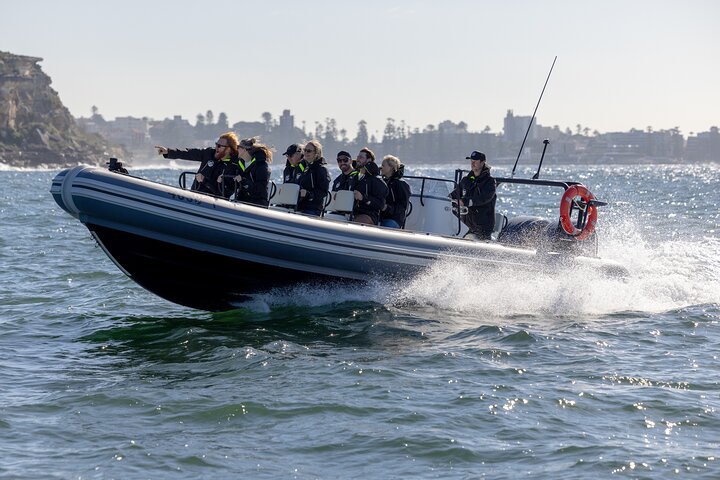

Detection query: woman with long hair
xmin=233 ymin=137 xmax=273 ymax=207
xmin=296 ymin=139 xmax=331 ymax=216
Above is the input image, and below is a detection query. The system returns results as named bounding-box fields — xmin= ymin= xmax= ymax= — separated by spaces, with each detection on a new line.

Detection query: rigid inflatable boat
xmin=50 ymin=165 xmax=627 ymax=311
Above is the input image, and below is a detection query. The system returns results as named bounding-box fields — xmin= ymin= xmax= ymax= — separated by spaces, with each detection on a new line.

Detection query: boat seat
xmin=492 ymin=212 xmax=508 ymax=241
xmin=270 ymin=183 xmax=300 ymax=211
xmin=324 ymin=190 xmax=355 ymax=219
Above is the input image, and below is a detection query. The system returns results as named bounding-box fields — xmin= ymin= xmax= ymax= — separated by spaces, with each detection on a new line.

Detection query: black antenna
xmin=532 ymin=139 xmax=550 ymax=180
xmin=511 ymin=56 xmax=557 ymax=178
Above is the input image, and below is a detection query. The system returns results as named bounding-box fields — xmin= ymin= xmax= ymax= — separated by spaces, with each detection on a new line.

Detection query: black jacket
xmin=164 ymin=147 xmax=236 ymax=197
xmin=233 ymin=151 xmax=271 ymax=207
xmin=332 ymin=171 xmax=353 ymax=192
xmin=297 ymin=158 xmax=331 ymax=212
xmin=450 ymin=165 xmax=496 ymax=237
xmin=380 ymin=165 xmax=411 ymax=226
xmin=352 ymin=162 xmax=388 ymax=224
xmin=283 ymin=159 xmax=308 ymax=184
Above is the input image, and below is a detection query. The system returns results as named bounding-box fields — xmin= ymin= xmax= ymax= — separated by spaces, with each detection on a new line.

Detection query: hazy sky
xmin=1 ymin=0 xmax=718 ymax=138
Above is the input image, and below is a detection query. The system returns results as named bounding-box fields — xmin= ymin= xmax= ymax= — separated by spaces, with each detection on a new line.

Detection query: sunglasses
xmin=303 ymin=148 xmax=315 ymax=153
xmin=215 ymin=143 xmax=228 ymax=148
xmin=337 ymin=157 xmax=351 ymax=163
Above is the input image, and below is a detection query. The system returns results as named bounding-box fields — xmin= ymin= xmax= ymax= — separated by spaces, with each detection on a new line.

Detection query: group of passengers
xmin=156 ymin=133 xmax=272 ymax=207
xmin=155 ymin=132 xmax=495 ymax=236
xmin=155 ymin=133 xmax=413 ymax=229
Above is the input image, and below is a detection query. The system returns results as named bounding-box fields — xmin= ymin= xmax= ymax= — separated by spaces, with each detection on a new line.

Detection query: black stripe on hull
xmin=88 ymin=224 xmax=344 ymax=311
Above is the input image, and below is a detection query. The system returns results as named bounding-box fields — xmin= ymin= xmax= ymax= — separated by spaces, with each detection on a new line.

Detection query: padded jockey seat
xmin=270 ymin=183 xmax=300 ymax=211
xmin=324 ymin=190 xmax=355 ymax=220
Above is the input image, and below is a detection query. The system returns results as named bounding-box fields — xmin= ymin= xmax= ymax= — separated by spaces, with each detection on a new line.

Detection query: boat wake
xmin=235 ymin=222 xmax=719 ymax=319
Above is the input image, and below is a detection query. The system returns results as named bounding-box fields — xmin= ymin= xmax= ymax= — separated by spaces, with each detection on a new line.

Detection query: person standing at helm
xmin=233 ymin=137 xmax=272 ymax=207
xmin=296 ymin=140 xmax=331 ymax=216
xmin=156 ymin=132 xmax=239 ymax=198
xmin=282 ymin=144 xmax=307 ymax=184
xmin=450 ymin=150 xmax=496 ymax=240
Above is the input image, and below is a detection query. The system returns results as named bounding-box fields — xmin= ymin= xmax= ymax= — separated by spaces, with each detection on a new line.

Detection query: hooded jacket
xmin=296 ymin=157 xmax=331 ymax=212
xmin=352 ymin=161 xmax=388 ymax=224
xmin=283 ymin=159 xmax=308 ymax=184
xmin=164 ymin=147 xmax=237 ymax=198
xmin=332 ymin=171 xmax=354 ymax=192
xmin=380 ymin=164 xmax=411 ymax=227
xmin=233 ymin=150 xmax=271 ymax=207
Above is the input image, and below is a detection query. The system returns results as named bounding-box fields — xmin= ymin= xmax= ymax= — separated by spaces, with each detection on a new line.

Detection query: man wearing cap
xmin=282 ymin=144 xmax=307 ymax=184
xmin=450 ymin=150 xmax=497 ymax=240
xmin=331 ymin=150 xmax=355 ymax=192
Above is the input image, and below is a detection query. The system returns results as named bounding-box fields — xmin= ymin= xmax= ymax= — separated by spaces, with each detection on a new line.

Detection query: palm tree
xmin=261 ymin=112 xmax=272 ymax=131
xmin=217 ymin=112 xmax=228 ymax=129
xmin=355 ymin=120 xmax=369 ymax=145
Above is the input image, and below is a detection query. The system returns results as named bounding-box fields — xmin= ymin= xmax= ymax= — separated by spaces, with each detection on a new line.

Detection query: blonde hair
xmin=305 ymin=139 xmax=323 ymax=160
xmin=382 ymin=154 xmax=401 ymax=173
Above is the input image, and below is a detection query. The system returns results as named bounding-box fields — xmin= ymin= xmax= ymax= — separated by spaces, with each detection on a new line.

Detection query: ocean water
xmin=0 ymin=163 xmax=719 ymax=479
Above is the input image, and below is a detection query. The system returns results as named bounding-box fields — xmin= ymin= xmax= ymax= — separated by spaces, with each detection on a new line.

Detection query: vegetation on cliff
xmin=0 ymin=51 xmax=123 ymax=168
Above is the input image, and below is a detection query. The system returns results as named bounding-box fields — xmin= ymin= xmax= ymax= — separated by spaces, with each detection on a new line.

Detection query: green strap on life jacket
xmin=238 ymin=157 xmax=256 ymax=172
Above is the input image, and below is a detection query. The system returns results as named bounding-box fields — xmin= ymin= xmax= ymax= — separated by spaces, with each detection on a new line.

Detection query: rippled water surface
xmin=1 ymin=164 xmax=719 ymax=478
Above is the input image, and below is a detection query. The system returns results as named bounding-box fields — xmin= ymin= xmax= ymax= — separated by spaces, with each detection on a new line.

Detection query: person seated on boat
xmin=155 ymin=132 xmax=239 ymax=198
xmin=233 ymin=137 xmax=272 ymax=207
xmin=296 ymin=140 xmax=331 ymax=216
xmin=349 ymin=147 xmax=375 ymax=191
xmin=282 ymin=144 xmax=307 ymax=184
xmin=331 ymin=150 xmax=355 ymax=192
xmin=450 ymin=150 xmax=496 ymax=240
xmin=352 ymin=147 xmax=388 ymax=225
xmin=379 ymin=155 xmax=411 ymax=229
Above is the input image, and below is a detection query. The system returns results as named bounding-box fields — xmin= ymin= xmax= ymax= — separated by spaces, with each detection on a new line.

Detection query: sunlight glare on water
xmin=1 ymin=164 xmax=719 ymax=479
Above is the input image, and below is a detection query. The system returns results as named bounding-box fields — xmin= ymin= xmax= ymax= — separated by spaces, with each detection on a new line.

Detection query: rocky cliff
xmin=0 ymin=51 xmax=123 ymax=168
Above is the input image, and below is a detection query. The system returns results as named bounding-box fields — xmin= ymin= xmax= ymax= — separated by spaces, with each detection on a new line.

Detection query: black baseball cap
xmin=336 ymin=150 xmax=351 ymax=159
xmin=466 ymin=151 xmax=486 ymax=161
xmin=283 ymin=144 xmax=302 ymax=156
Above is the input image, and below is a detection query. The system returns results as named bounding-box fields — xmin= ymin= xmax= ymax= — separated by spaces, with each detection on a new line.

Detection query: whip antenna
xmin=511 ymin=56 xmax=557 ymax=178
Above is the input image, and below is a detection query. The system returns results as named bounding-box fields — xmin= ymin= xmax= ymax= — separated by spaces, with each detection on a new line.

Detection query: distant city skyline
xmin=82 ymin=108 xmax=719 ymax=164
xmin=1 ymin=0 xmax=718 ymax=137
xmin=82 ymin=105 xmax=715 ymax=139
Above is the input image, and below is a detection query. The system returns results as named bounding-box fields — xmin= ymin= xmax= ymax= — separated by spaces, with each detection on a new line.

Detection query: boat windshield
xmin=404 ymin=175 xmax=455 ymax=200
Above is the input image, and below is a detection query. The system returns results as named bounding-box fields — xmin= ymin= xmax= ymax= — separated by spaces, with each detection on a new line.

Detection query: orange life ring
xmin=559 ymin=184 xmax=598 ymax=240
